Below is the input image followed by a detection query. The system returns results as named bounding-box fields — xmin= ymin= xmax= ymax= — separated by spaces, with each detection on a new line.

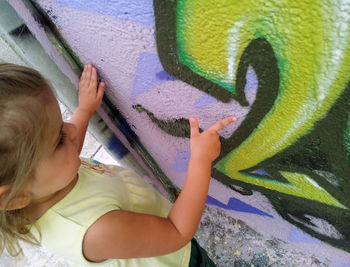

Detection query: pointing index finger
xmin=209 ymin=116 xmax=237 ymax=132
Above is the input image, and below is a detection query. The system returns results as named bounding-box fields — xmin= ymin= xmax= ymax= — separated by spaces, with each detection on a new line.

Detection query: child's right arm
xmin=82 ymin=116 xmax=236 ymax=262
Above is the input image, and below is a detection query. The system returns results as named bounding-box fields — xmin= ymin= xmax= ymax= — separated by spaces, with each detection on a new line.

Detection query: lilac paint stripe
xmin=245 ymin=67 xmax=258 ymax=92
xmin=206 ymin=195 xmax=273 ymax=217
xmin=131 ymin=53 xmax=164 ymax=99
xmin=288 ymin=229 xmax=322 ymax=244
xmin=156 ymin=70 xmax=176 ymax=81
xmin=174 ymin=150 xmax=190 ymax=172
xmin=132 ymin=53 xmax=175 ymax=99
xmin=194 ymin=94 xmax=217 ymax=108
xmin=194 ymin=65 xmax=256 ymax=109
xmin=55 ymin=0 xmax=155 ymax=25
xmin=252 ymin=168 xmax=271 ymax=177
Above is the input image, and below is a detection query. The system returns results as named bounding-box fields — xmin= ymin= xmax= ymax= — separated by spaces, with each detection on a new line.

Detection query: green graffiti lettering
xmin=219 ymin=169 xmax=347 ymax=209
xmin=154 ymin=0 xmax=350 ymax=250
xmin=176 ymin=0 xmax=350 ymax=208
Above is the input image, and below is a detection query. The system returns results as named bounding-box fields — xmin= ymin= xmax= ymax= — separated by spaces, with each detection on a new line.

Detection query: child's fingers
xmin=189 ymin=117 xmax=200 ymax=138
xmin=208 ymin=116 xmax=237 ymax=133
xmin=79 ymin=65 xmax=89 ymax=88
xmin=85 ymin=64 xmax=92 ymax=83
xmin=97 ymin=82 xmax=105 ymax=100
xmin=91 ymin=67 xmax=98 ymax=88
xmin=81 ymin=65 xmax=87 ymax=81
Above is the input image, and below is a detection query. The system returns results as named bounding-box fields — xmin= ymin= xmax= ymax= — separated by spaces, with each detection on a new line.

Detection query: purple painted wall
xmin=19 ymin=0 xmax=350 ymax=265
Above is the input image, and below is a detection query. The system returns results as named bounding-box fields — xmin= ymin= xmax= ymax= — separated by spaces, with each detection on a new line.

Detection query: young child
xmin=0 ymin=63 xmax=236 ymax=266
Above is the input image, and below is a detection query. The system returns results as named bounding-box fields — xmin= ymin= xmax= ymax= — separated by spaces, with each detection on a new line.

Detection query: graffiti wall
xmin=155 ymin=0 xmax=350 ymax=250
xmin=22 ymin=0 xmax=350 ymax=265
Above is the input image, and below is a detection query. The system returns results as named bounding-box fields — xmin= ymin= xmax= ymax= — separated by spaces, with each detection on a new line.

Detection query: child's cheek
xmin=74 ymin=139 xmax=80 ymax=152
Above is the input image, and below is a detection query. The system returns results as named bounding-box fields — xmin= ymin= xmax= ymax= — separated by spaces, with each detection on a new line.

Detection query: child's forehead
xmin=41 ymin=95 xmax=62 ymax=145
xmin=47 ymin=98 xmax=62 ymax=126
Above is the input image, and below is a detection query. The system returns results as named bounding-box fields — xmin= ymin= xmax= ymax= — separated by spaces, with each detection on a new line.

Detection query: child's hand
xmin=189 ymin=116 xmax=236 ymax=164
xmin=78 ymin=64 xmax=105 ymax=115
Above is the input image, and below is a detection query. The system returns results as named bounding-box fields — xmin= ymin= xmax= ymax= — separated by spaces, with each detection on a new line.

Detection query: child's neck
xmin=25 ymin=174 xmax=79 ymax=222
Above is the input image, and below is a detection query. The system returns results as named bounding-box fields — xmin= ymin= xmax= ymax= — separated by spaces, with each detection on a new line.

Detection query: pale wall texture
xmin=14 ymin=0 xmax=350 ymax=265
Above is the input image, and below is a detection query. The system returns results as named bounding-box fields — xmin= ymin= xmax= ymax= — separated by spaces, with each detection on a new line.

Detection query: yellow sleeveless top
xmin=31 ymin=159 xmax=191 ymax=267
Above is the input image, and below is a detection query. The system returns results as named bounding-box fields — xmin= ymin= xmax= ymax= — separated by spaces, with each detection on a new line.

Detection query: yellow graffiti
xmin=178 ymin=0 xmax=350 ymax=208
xmin=223 ymin=170 xmax=346 ymax=209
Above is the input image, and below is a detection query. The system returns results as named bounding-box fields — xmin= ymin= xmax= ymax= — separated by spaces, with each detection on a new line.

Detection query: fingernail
xmin=231 ymin=116 xmax=237 ymax=122
xmin=189 ymin=118 xmax=195 ymax=123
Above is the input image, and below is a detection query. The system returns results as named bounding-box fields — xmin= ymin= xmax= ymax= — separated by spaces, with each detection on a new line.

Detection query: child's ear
xmin=0 ymin=185 xmax=31 ymax=210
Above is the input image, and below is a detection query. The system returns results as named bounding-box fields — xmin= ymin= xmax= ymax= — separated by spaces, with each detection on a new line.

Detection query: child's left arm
xmin=69 ymin=64 xmax=105 ymax=153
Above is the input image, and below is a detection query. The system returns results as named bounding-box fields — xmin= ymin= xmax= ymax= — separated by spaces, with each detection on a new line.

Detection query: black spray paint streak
xmin=133 ymin=104 xmax=203 ymax=137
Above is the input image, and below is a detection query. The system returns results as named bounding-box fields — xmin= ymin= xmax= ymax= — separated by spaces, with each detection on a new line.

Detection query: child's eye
xmin=57 ymin=132 xmax=67 ymax=147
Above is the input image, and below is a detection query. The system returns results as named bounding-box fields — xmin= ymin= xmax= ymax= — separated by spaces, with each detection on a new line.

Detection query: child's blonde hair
xmin=0 ymin=63 xmax=53 ymax=256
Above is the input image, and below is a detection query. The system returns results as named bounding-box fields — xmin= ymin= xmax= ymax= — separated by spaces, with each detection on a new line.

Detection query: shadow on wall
xmin=152 ymin=0 xmax=350 ymax=251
